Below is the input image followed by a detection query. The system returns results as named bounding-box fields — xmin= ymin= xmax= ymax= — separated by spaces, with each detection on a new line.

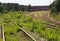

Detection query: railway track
xmin=10 ymin=19 xmax=47 ymax=41
xmin=0 ymin=23 xmax=5 ymax=41
xmin=1 ymin=16 xmax=57 ymax=41
xmin=0 ymin=19 xmax=47 ymax=41
xmin=0 ymin=26 xmax=2 ymax=39
xmin=28 ymin=14 xmax=60 ymax=29
xmin=2 ymin=22 xmax=35 ymax=41
xmin=11 ymin=20 xmax=36 ymax=41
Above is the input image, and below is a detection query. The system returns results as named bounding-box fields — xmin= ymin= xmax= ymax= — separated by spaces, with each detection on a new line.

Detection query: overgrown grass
xmin=0 ymin=11 xmax=60 ymax=41
xmin=50 ymin=13 xmax=60 ymax=21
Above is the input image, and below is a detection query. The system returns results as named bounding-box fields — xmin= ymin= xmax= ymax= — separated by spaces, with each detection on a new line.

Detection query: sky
xmin=0 ymin=0 xmax=54 ymax=6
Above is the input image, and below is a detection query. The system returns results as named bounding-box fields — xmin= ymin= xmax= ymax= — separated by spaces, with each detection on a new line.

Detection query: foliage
xmin=51 ymin=12 xmax=60 ymax=21
xmin=0 ymin=5 xmax=4 ymax=13
xmin=0 ymin=11 xmax=60 ymax=41
xmin=28 ymin=4 xmax=31 ymax=11
xmin=0 ymin=2 xmax=30 ymax=12
xmin=50 ymin=0 xmax=60 ymax=14
xmin=0 ymin=39 xmax=3 ymax=41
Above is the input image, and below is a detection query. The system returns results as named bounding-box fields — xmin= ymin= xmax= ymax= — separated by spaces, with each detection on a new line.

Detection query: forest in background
xmin=0 ymin=0 xmax=60 ymax=41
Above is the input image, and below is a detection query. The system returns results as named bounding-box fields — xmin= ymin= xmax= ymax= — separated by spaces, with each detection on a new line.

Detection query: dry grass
xmin=26 ymin=10 xmax=50 ymax=18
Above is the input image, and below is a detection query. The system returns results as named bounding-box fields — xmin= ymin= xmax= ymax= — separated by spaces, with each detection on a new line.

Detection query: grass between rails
xmin=50 ymin=13 xmax=60 ymax=21
xmin=0 ymin=11 xmax=60 ymax=41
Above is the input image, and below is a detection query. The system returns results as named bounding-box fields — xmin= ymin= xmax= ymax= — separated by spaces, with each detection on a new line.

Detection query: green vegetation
xmin=51 ymin=13 xmax=60 ymax=21
xmin=0 ymin=5 xmax=5 ymax=13
xmin=0 ymin=0 xmax=60 ymax=41
xmin=50 ymin=0 xmax=60 ymax=21
xmin=0 ymin=11 xmax=60 ymax=41
xmin=50 ymin=0 xmax=60 ymax=15
xmin=0 ymin=2 xmax=31 ymax=12
xmin=0 ymin=39 xmax=3 ymax=41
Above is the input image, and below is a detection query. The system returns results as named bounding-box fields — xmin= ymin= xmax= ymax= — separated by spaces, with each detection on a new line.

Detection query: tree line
xmin=0 ymin=2 xmax=31 ymax=13
xmin=50 ymin=0 xmax=60 ymax=15
xmin=1 ymin=0 xmax=60 ymax=14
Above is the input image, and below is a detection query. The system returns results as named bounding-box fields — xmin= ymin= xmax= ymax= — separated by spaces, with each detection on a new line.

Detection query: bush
xmin=50 ymin=0 xmax=60 ymax=14
xmin=0 ymin=5 xmax=4 ymax=13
